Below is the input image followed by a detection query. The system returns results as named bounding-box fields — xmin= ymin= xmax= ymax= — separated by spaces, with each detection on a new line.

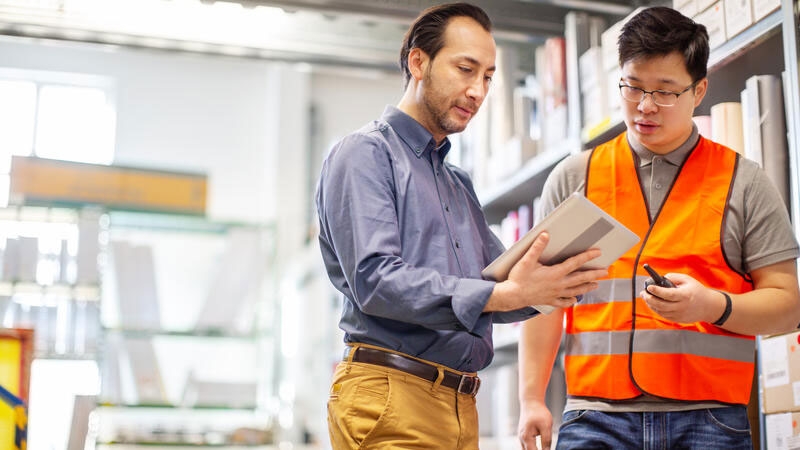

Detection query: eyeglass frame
xmin=618 ymin=79 xmax=700 ymax=107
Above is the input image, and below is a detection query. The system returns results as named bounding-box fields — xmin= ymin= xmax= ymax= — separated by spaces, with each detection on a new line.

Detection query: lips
xmin=455 ymin=100 xmax=478 ymax=113
xmin=635 ymin=120 xmax=659 ymax=133
xmin=454 ymin=104 xmax=475 ymax=117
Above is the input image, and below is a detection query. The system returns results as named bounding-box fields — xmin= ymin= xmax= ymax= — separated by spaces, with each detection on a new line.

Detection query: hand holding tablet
xmin=482 ymin=193 xmax=640 ymax=313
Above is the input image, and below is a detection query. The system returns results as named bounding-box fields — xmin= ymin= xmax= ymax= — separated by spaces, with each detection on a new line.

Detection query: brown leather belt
xmin=344 ymin=346 xmax=481 ymax=396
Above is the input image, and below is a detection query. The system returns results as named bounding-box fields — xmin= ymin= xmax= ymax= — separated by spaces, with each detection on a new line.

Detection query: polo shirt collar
xmin=629 ymin=123 xmax=700 ymax=168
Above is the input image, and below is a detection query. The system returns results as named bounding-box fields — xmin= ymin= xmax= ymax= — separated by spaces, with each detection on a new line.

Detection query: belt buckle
xmin=457 ymin=375 xmax=480 ymax=396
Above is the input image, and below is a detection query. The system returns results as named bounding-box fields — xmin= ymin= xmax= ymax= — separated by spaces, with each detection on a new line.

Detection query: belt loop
xmin=431 ymin=367 xmax=445 ymax=394
xmin=346 ymin=344 xmax=359 ymax=363
xmin=344 ymin=344 xmax=360 ymax=374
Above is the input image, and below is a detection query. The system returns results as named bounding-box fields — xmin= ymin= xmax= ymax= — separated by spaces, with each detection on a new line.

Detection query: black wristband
xmin=713 ymin=291 xmax=732 ymax=326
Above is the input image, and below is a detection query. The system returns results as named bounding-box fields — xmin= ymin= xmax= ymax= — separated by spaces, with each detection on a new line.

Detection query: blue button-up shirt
xmin=316 ymin=106 xmax=537 ymax=372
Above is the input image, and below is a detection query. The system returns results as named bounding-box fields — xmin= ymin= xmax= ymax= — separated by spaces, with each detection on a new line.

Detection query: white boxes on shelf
xmin=694 ymin=2 xmax=727 ymax=49
xmin=599 ymin=7 xmax=645 ymax=72
xmin=674 ymin=0 xmax=699 ymax=17
xmin=606 ymin=67 xmax=622 ymax=120
xmin=760 ymin=331 xmax=800 ymax=414
xmin=765 ymin=412 xmax=800 ymax=450
xmin=579 ymin=47 xmax=609 ymax=131
xmin=600 ymin=19 xmax=624 ymax=72
xmin=723 ymin=0 xmax=754 ymax=39
xmin=579 ymin=47 xmax=605 ymax=92
xmin=697 ymin=0 xmax=719 ymax=11
xmin=752 ymin=0 xmax=780 ymax=21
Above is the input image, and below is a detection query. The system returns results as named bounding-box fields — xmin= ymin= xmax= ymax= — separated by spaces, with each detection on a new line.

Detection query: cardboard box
xmin=698 ymin=0 xmax=718 ymax=11
xmin=600 ymin=8 xmax=645 ymax=71
xmin=582 ymin=84 xmax=609 ymax=128
xmin=765 ymin=412 xmax=800 ymax=450
xmin=694 ymin=1 xmax=727 ymax=50
xmin=674 ymin=0 xmax=699 ymax=18
xmin=600 ymin=19 xmax=624 ymax=71
xmin=752 ymin=0 xmax=781 ymax=21
xmin=9 ymin=155 xmax=207 ymax=215
xmin=579 ymin=47 xmax=605 ymax=92
xmin=606 ymin=67 xmax=622 ymax=114
xmin=724 ymin=0 xmax=754 ymax=39
xmin=761 ymin=331 xmax=800 ymax=414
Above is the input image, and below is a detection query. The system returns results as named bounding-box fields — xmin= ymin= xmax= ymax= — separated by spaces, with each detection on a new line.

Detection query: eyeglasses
xmin=618 ymin=79 xmax=699 ymax=107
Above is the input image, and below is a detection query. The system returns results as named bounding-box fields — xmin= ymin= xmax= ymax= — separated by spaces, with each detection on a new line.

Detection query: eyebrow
xmin=623 ymin=75 xmax=681 ymax=87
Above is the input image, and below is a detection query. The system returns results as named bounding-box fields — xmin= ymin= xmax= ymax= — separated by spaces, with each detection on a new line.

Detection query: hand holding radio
xmin=640 ymin=266 xmax=729 ymax=325
xmin=643 ymin=263 xmax=676 ymax=290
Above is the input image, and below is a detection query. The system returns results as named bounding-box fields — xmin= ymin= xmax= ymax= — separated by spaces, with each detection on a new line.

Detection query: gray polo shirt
xmin=538 ymin=125 xmax=799 ymax=412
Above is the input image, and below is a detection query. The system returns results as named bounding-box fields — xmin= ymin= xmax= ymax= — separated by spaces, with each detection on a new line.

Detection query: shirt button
xmin=445 ymin=206 xmax=450 ymax=212
xmin=455 ymin=241 xmax=461 ymax=249
xmin=655 ymin=183 xmax=662 ymax=189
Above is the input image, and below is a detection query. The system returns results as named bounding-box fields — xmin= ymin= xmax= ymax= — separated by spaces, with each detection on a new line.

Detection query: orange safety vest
xmin=564 ymin=132 xmax=755 ymax=404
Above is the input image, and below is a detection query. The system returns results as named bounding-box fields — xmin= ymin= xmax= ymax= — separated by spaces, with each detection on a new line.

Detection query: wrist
xmin=486 ymin=282 xmax=510 ymax=312
xmin=712 ymin=290 xmax=732 ymax=326
xmin=519 ymin=395 xmax=547 ymax=408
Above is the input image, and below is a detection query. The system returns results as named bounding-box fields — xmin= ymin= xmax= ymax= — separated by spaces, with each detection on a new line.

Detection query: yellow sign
xmin=9 ymin=156 xmax=207 ymax=215
xmin=0 ymin=337 xmax=22 ymax=449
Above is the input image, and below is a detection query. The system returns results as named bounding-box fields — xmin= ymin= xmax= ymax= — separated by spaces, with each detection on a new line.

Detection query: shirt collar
xmin=381 ymin=105 xmax=451 ymax=161
xmin=628 ymin=123 xmax=700 ymax=168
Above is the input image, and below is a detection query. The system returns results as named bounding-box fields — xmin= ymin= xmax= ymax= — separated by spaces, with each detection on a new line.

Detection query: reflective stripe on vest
xmin=564 ymin=133 xmax=755 ymax=404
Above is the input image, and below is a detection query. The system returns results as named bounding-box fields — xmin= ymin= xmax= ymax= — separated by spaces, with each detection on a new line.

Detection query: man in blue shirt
xmin=316 ymin=3 xmax=607 ymax=448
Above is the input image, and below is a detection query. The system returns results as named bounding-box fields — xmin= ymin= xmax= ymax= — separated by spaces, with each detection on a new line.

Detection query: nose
xmin=638 ymin=92 xmax=658 ymax=113
xmin=466 ymin=76 xmax=488 ymax=102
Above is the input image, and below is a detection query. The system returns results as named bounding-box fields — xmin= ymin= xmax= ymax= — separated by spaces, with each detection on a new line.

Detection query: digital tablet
xmin=482 ymin=192 xmax=640 ymax=312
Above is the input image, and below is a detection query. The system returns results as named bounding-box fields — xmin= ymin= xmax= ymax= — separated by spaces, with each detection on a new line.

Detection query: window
xmin=0 ymin=71 xmax=116 ymax=206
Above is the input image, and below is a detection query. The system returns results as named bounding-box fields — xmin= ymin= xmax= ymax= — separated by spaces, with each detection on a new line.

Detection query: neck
xmin=397 ymin=90 xmax=445 ymax=144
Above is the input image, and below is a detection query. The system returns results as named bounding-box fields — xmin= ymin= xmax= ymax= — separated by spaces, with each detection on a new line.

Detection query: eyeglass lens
xmin=620 ymin=86 xmax=678 ymax=106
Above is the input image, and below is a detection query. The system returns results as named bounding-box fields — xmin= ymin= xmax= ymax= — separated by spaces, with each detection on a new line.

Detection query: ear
xmin=407 ymin=47 xmax=429 ymax=82
xmin=692 ymin=77 xmax=708 ymax=108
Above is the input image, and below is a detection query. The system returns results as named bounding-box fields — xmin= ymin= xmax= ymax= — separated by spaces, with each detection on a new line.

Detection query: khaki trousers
xmin=327 ymin=343 xmax=480 ymax=449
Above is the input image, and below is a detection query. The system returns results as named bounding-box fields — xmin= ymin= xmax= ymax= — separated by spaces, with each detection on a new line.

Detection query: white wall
xmin=0 ymin=38 xmax=281 ymax=223
xmin=310 ymin=68 xmax=403 ymax=178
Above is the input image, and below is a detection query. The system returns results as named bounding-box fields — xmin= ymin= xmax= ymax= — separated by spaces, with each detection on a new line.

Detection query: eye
xmin=458 ymin=66 xmax=472 ymax=73
xmin=484 ymin=75 xmax=493 ymax=83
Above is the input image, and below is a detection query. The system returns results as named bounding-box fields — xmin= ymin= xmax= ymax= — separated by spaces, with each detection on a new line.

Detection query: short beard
xmin=422 ymin=69 xmax=466 ymax=135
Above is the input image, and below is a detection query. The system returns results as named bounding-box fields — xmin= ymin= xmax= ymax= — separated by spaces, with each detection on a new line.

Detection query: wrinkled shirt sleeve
xmin=318 ymin=134 xmax=497 ymax=333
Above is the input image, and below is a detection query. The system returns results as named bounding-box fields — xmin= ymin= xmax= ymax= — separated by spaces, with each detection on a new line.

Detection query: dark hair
xmin=399 ymin=2 xmax=492 ymax=87
xmin=618 ymin=6 xmax=709 ymax=82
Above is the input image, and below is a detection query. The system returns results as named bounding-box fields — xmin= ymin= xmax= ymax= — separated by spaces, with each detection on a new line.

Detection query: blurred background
xmin=0 ymin=0 xmax=797 ymax=449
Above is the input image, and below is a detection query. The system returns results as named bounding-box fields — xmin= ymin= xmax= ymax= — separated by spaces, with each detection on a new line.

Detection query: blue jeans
xmin=556 ymin=407 xmax=752 ymax=450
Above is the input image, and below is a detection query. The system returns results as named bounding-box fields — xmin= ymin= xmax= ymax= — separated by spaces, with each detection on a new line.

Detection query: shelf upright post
xmin=782 ymin=0 xmax=800 ymax=235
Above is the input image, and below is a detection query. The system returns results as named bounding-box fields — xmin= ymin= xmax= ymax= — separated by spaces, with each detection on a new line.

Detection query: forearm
xmin=518 ymin=310 xmax=564 ymax=405
xmin=348 ymin=256 xmax=494 ymax=331
xmin=716 ymin=260 xmax=800 ymax=335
